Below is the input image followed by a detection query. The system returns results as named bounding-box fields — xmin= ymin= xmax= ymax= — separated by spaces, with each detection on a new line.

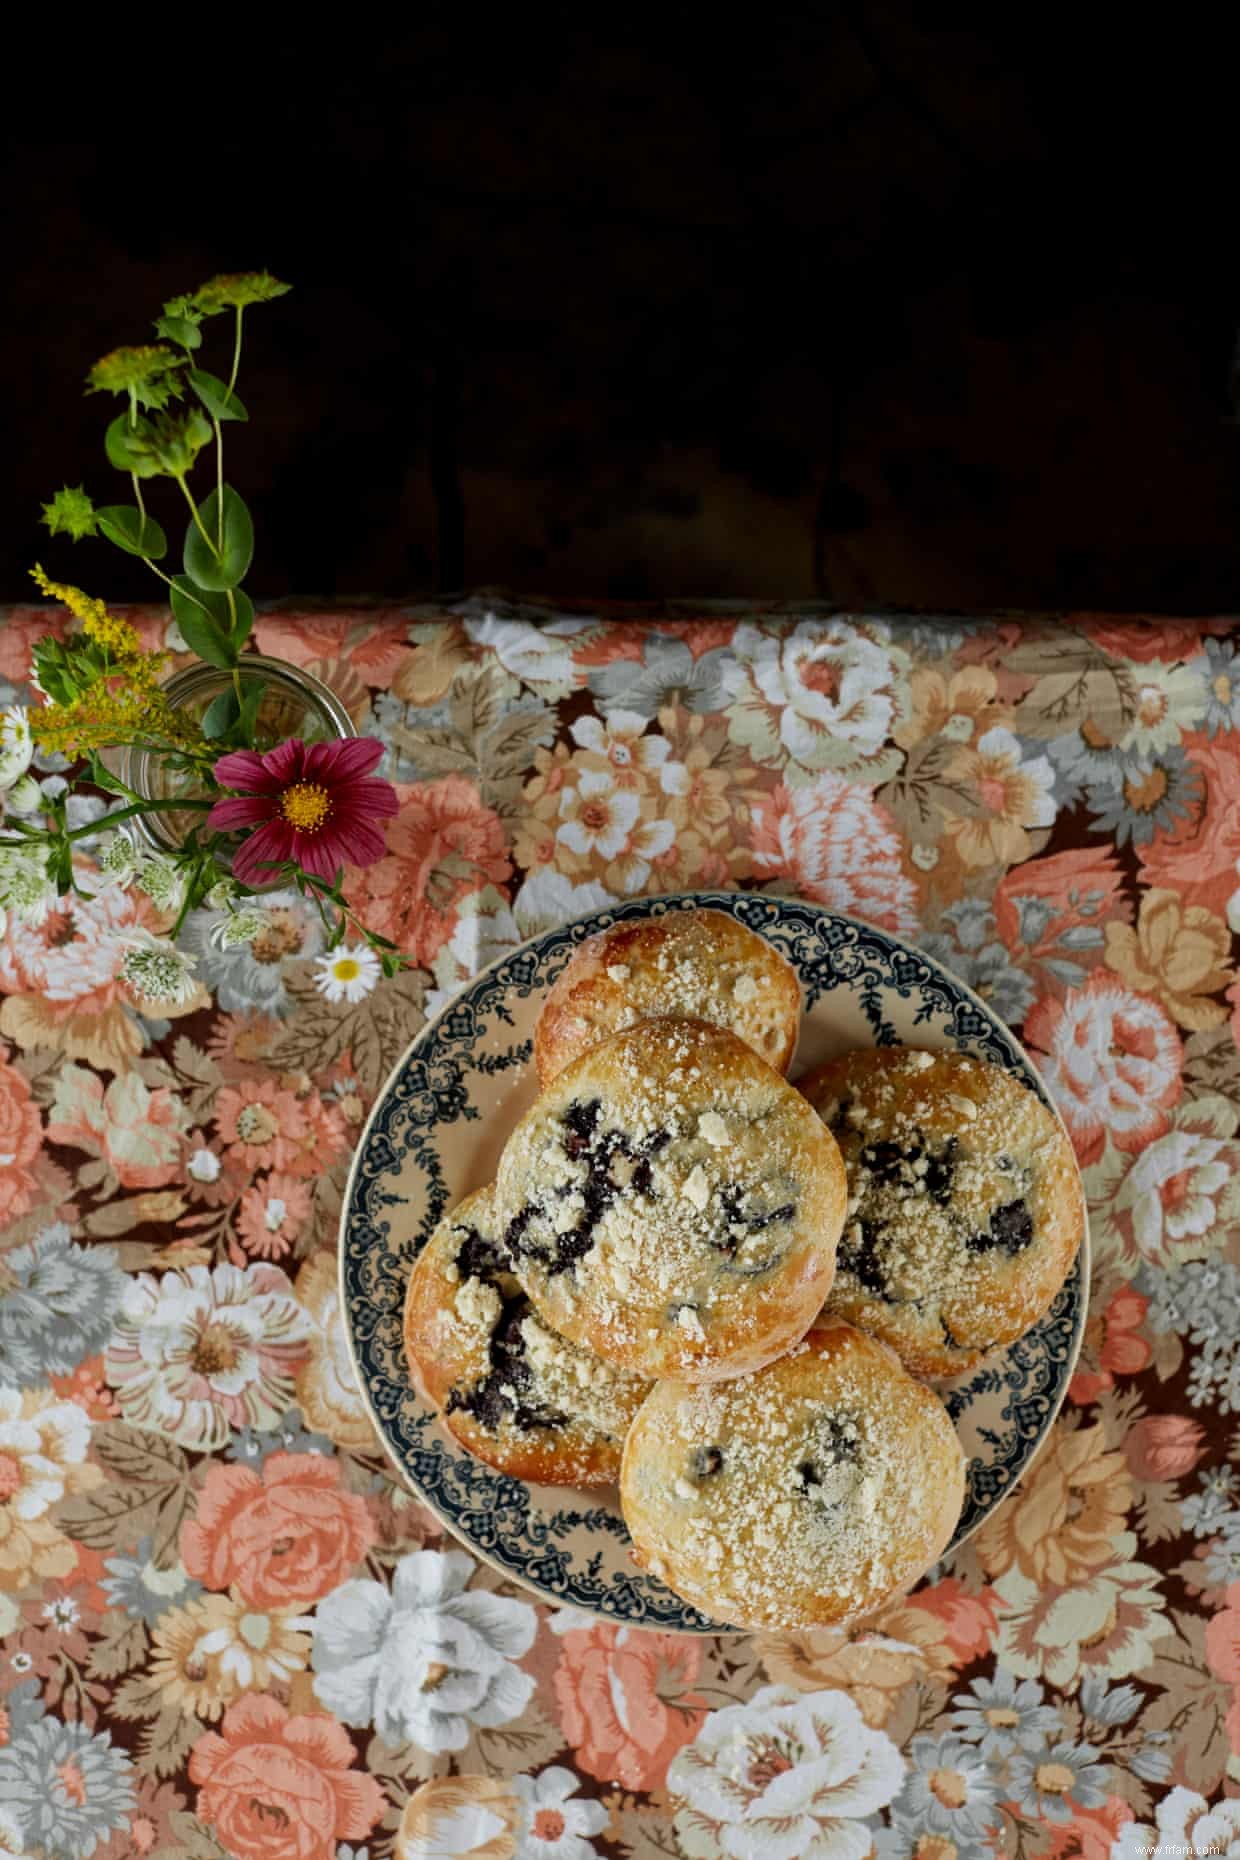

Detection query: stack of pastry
xmin=403 ymin=908 xmax=1084 ymax=1631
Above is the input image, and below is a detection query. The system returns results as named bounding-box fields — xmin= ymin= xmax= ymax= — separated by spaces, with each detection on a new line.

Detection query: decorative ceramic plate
xmin=341 ymin=893 xmax=1089 ymax=1634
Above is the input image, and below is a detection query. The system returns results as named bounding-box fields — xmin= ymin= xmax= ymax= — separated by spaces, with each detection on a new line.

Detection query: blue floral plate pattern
xmin=341 ymin=892 xmax=1089 ymax=1633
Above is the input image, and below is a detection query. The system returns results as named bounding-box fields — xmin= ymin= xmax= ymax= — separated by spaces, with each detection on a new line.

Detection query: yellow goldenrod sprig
xmin=33 ymin=687 xmax=205 ymax=759
xmin=27 ymin=564 xmax=203 ymax=757
xmin=29 ymin=565 xmax=146 ymax=661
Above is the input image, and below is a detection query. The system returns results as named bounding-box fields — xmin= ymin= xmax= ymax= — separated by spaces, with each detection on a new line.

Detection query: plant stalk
xmin=173 ymin=475 xmax=219 ymax=557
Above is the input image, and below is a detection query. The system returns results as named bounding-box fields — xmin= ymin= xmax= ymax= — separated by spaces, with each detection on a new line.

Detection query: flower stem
xmin=169 ymin=875 xmax=199 ymax=940
xmin=65 ymin=797 xmax=216 ymax=839
xmin=226 ymin=307 xmax=244 ymax=397
xmin=174 ymin=475 xmax=219 ymax=558
xmin=213 ymin=417 xmax=225 ymax=547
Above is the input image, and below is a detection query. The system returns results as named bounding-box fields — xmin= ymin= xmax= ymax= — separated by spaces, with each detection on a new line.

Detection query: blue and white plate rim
xmin=340 ymin=889 xmax=1091 ymax=1635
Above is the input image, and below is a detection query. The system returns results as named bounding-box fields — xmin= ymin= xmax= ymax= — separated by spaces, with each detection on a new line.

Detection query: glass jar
xmin=122 ymin=654 xmax=356 ymax=861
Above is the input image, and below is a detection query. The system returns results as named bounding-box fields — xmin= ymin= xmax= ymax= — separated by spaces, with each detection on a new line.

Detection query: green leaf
xmin=97 ymin=505 xmax=167 ymax=560
xmin=201 ymin=689 xmax=239 ymax=738
xmin=187 ymin=367 xmax=248 ymax=422
xmin=154 ymin=313 xmax=202 ymax=351
xmin=87 ymin=750 xmax=129 ymax=795
xmin=170 ymin=576 xmax=237 ymax=668
xmin=105 ymin=412 xmax=162 ymax=479
xmin=183 ymin=485 xmax=253 ymax=591
xmin=237 ymin=671 xmax=264 ymax=741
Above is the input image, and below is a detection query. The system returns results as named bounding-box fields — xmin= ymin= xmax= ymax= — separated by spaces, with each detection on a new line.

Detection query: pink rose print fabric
xmin=0 ymin=592 xmax=1238 ymax=1856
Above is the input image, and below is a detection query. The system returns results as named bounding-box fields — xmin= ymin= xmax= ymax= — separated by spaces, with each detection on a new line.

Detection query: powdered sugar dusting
xmin=622 ymin=1324 xmax=963 ymax=1629
xmin=495 ymin=1017 xmax=844 ymax=1379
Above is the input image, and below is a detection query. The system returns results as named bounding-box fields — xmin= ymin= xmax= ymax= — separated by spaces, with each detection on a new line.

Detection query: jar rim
xmin=121 ymin=653 xmax=357 ymax=859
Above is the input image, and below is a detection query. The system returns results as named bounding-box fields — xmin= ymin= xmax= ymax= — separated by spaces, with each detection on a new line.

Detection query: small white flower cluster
xmin=0 ymin=704 xmax=33 ymax=792
xmin=0 ymin=707 xmax=50 ymax=934
xmin=3 ymin=774 xmax=42 ymax=817
xmin=119 ymin=927 xmax=200 ymax=1007
xmin=97 ymin=842 xmax=273 ymax=954
xmin=202 ymin=879 xmax=272 ymax=951
xmin=97 ymin=833 xmax=140 ymax=883
xmin=97 ymin=835 xmax=189 ymax=915
xmin=0 ymin=839 xmax=57 ymax=930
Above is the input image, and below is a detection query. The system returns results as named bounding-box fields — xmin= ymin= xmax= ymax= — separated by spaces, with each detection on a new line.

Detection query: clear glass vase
xmin=122 ymin=654 xmax=356 ymax=863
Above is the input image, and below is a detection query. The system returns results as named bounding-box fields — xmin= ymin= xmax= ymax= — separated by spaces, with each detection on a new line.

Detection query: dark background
xmin=4 ymin=14 xmax=1239 ymax=613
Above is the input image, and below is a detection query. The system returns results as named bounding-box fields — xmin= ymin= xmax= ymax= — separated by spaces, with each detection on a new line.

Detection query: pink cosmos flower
xmin=208 ymin=738 xmax=399 ymax=887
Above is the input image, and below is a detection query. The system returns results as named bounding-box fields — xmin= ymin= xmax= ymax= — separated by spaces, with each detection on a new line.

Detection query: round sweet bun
xmin=620 ymin=1319 xmax=966 ymax=1631
xmin=493 ymin=1017 xmax=846 ymax=1382
xmin=403 ymin=1184 xmax=650 ymax=1486
xmin=534 ymin=908 xmax=800 ymax=1087
xmin=799 ymin=1046 xmax=1085 ymax=1378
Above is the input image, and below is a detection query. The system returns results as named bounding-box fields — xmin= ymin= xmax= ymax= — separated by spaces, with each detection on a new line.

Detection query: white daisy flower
xmin=314 ymin=944 xmax=382 ymax=1004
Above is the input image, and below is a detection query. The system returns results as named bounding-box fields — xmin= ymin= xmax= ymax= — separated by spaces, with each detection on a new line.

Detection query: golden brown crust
xmin=494 ymin=1018 xmax=846 ymax=1382
xmin=799 ymin=1047 xmax=1085 ymax=1378
xmin=402 ymin=1184 xmax=649 ymax=1486
xmin=620 ymin=1319 xmax=966 ymax=1631
xmin=534 ymin=909 xmax=801 ymax=1087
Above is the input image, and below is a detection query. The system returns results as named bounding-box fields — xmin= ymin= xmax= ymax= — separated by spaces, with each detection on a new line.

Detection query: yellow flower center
xmin=1034 ymin=1761 xmax=1077 ymax=1796
xmin=1214 ymin=673 xmax=1233 ymax=704
xmin=333 ymin=957 xmax=361 ymax=982
xmin=236 ymin=1104 xmax=279 ymax=1145
xmin=279 ymin=782 xmax=333 ymax=833
xmin=250 ymin=911 xmax=304 ymax=965
xmin=189 ymin=1323 xmax=242 ymax=1377
xmin=1123 ymin=766 xmax=1169 ymax=812
xmin=928 ymin=1768 xmax=969 ymax=1810
xmin=915 ymin=1840 xmax=960 ymax=1860
xmin=984 ymin=1706 xmax=1020 ymax=1728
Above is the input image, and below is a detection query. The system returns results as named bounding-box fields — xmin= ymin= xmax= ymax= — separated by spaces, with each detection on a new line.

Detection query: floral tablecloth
xmin=1 ymin=594 xmax=1238 ymax=1860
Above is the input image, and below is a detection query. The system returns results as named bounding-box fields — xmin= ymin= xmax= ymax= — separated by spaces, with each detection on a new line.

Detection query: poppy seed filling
xmin=708 ymin=1186 xmax=797 ymax=1275
xmin=838 ymin=1127 xmax=1036 ymax=1305
xmin=503 ymin=1096 xmax=672 ymax=1275
xmin=444 ymin=1222 xmax=568 ymax=1435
